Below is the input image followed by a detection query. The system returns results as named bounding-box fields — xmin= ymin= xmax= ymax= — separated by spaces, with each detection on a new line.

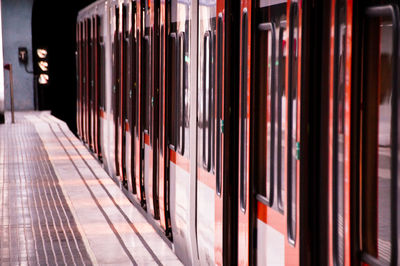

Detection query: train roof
xmin=77 ymin=0 xmax=106 ymax=21
xmin=77 ymin=0 xmax=132 ymax=21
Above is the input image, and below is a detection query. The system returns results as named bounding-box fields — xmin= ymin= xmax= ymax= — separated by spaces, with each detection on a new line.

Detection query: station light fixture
xmin=38 ymin=61 xmax=48 ymax=71
xmin=37 ymin=49 xmax=48 ymax=59
xmin=38 ymin=74 xmax=49 ymax=85
xmin=37 ymin=48 xmax=49 ymax=85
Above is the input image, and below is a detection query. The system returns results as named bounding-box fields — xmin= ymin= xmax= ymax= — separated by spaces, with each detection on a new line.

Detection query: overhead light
xmin=38 ymin=74 xmax=49 ymax=84
xmin=38 ymin=61 xmax=48 ymax=71
xmin=37 ymin=49 xmax=47 ymax=59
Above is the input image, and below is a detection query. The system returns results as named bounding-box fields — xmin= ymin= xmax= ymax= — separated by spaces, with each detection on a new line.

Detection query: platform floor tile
xmin=0 ymin=112 xmax=182 ymax=266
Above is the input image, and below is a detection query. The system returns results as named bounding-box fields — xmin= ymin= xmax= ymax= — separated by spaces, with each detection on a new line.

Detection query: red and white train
xmin=76 ymin=0 xmax=399 ymax=264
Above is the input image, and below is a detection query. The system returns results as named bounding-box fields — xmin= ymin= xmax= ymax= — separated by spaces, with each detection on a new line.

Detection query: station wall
xmin=2 ymin=0 xmax=34 ymax=111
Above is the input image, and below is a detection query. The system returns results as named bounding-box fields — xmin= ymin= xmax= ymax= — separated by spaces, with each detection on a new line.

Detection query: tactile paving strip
xmin=0 ymin=115 xmax=92 ymax=265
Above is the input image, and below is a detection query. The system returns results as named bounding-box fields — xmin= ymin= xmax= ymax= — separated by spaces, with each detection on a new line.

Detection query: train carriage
xmin=76 ymin=0 xmax=400 ymax=265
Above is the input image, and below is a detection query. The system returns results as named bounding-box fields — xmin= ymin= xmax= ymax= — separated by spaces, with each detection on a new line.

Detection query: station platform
xmin=0 ymin=111 xmax=181 ymax=265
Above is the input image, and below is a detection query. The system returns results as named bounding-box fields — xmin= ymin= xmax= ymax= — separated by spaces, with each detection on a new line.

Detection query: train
xmin=76 ymin=0 xmax=399 ymax=265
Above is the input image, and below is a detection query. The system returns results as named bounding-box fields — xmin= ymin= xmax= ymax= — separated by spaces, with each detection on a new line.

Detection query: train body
xmin=76 ymin=0 xmax=400 ymax=265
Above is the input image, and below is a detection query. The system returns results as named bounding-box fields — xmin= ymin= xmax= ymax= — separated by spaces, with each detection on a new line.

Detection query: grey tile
xmin=0 ymin=113 xmax=92 ymax=265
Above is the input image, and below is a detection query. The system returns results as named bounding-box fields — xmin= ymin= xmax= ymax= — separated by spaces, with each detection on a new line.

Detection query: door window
xmin=361 ymin=6 xmax=399 ymax=265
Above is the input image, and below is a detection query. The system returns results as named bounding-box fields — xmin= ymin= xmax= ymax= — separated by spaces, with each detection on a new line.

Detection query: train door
xmin=90 ymin=16 xmax=96 ymax=152
xmin=126 ymin=0 xmax=137 ymax=194
xmin=251 ymin=1 xmax=291 ymax=265
xmin=238 ymin=0 xmax=303 ymax=264
xmin=196 ymin=0 xmax=225 ymax=264
xmin=158 ymin=0 xmax=172 ymax=236
xmin=356 ymin=2 xmax=400 ymax=265
xmin=118 ymin=3 xmax=129 ymax=186
xmin=143 ymin=0 xmax=160 ymax=219
xmin=328 ymin=0 xmax=352 ymax=265
xmin=167 ymin=0 xmax=197 ymax=264
xmin=133 ymin=0 xmax=145 ymax=204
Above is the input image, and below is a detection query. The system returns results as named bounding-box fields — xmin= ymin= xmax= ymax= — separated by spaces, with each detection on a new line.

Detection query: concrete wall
xmin=2 ymin=0 xmax=34 ymax=110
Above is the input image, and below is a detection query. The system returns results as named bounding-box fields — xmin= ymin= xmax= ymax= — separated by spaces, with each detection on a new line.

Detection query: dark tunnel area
xmin=32 ymin=0 xmax=96 ymax=134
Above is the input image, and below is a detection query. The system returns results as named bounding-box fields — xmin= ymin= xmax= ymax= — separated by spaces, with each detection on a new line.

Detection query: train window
xmin=114 ymin=6 xmax=120 ymax=174
xmin=113 ymin=7 xmax=120 ymax=117
xmin=94 ymin=15 xmax=99 ymax=153
xmin=90 ymin=16 xmax=95 ymax=114
xmin=150 ymin=28 xmax=154 ymax=142
xmin=144 ymin=34 xmax=151 ymax=133
xmin=168 ymin=32 xmax=178 ymax=150
xmin=82 ymin=20 xmax=86 ymax=140
xmin=131 ymin=3 xmax=137 ymax=137
xmin=135 ymin=29 xmax=140 ymax=138
xmin=202 ymin=31 xmax=214 ymax=171
xmin=76 ymin=22 xmax=81 ymax=137
xmin=122 ymin=4 xmax=128 ymax=133
xmin=178 ymin=32 xmax=186 ymax=155
xmin=123 ymin=5 xmax=129 ymax=41
xmin=130 ymin=6 xmax=136 ymax=136
xmin=216 ymin=14 xmax=223 ymax=195
xmin=79 ymin=22 xmax=83 ymax=98
xmin=255 ymin=22 xmax=276 ymax=207
xmin=87 ymin=17 xmax=93 ymax=145
xmin=361 ymin=6 xmax=399 ymax=265
xmin=240 ymin=9 xmax=248 ymax=213
xmin=277 ymin=20 xmax=286 ymax=212
xmin=211 ymin=30 xmax=216 ymax=174
xmin=98 ymin=19 xmax=106 ymax=111
xmin=332 ymin=0 xmax=346 ymax=263
xmin=132 ymin=3 xmax=137 ymax=137
xmin=160 ymin=25 xmax=164 ymax=155
xmin=287 ymin=2 xmax=298 ymax=245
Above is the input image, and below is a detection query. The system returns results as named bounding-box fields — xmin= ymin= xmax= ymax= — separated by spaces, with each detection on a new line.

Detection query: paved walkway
xmin=0 ymin=112 xmax=181 ymax=266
